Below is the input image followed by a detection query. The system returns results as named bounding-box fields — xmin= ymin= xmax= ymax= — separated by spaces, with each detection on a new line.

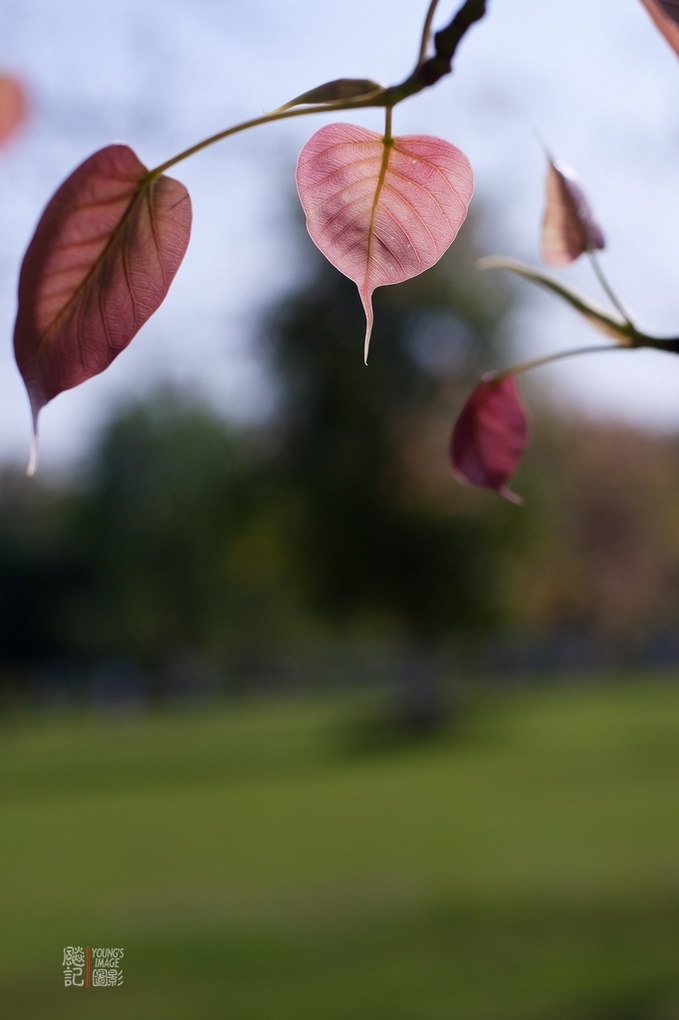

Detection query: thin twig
xmin=417 ymin=0 xmax=443 ymax=67
xmin=492 ymin=343 xmax=623 ymax=383
xmin=151 ymin=0 xmax=489 ymax=176
xmin=587 ymin=250 xmax=633 ymax=326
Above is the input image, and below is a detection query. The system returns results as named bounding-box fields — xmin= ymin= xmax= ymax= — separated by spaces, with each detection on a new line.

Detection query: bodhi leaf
xmin=0 ymin=74 xmax=27 ymax=148
xmin=450 ymin=376 xmax=529 ymax=504
xmin=296 ymin=122 xmax=473 ymax=362
xmin=541 ymin=157 xmax=604 ymax=266
xmin=14 ymin=144 xmax=192 ymax=473
xmin=641 ymin=0 xmax=679 ymax=52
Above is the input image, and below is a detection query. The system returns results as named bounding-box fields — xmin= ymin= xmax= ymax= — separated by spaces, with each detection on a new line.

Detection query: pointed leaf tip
xmin=541 ymin=158 xmax=604 ymax=267
xmin=296 ymin=123 xmax=473 ymax=359
xmin=13 ymin=144 xmax=192 ymax=436
xmin=26 ymin=432 xmax=39 ymax=477
xmin=450 ymin=376 xmax=529 ymax=503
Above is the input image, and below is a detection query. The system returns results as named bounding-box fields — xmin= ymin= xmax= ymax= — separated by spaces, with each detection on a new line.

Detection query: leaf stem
xmin=149 ymin=104 xmax=365 ymax=177
xmin=492 ymin=343 xmax=624 ymax=383
xmin=394 ymin=0 xmax=487 ymax=100
xmin=587 ymin=249 xmax=633 ymax=326
xmin=149 ymin=0 xmax=488 ymax=177
xmin=418 ymin=0 xmax=443 ymax=67
xmin=384 ymin=106 xmax=393 ymax=143
xmin=480 ymin=255 xmax=679 ymax=353
xmin=478 ymin=255 xmax=633 ymax=343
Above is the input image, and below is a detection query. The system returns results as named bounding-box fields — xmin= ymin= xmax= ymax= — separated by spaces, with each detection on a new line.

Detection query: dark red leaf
xmin=14 ymin=144 xmax=192 ymax=471
xmin=450 ymin=376 xmax=529 ymax=504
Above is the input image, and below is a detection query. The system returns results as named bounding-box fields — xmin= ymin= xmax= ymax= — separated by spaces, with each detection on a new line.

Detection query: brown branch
xmin=383 ymin=0 xmax=488 ymax=104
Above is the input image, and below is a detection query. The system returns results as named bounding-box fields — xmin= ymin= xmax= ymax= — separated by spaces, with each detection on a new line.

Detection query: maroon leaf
xmin=297 ymin=123 xmax=473 ymax=361
xmin=450 ymin=376 xmax=529 ymax=504
xmin=14 ymin=144 xmax=192 ymax=471
xmin=641 ymin=0 xmax=679 ymax=52
xmin=0 ymin=74 xmax=27 ymax=148
xmin=541 ymin=158 xmax=605 ymax=266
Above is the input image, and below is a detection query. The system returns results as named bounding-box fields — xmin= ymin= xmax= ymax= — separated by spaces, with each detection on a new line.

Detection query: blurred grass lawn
xmin=1 ymin=674 xmax=678 ymax=1019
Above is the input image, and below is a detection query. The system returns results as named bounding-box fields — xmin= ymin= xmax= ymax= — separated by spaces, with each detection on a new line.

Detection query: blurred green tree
xmin=260 ymin=211 xmax=514 ymax=643
xmin=0 ymin=210 xmax=527 ymax=710
xmin=68 ymin=392 xmax=303 ymax=671
xmin=0 ymin=470 xmax=79 ymax=669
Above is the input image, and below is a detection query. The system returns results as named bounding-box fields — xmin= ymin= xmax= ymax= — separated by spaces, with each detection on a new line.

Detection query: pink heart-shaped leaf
xmin=450 ymin=376 xmax=529 ymax=504
xmin=640 ymin=0 xmax=679 ymax=53
xmin=0 ymin=74 xmax=28 ymax=148
xmin=14 ymin=144 xmax=192 ymax=471
xmin=296 ymin=123 xmax=473 ymax=361
xmin=541 ymin=158 xmax=604 ymax=267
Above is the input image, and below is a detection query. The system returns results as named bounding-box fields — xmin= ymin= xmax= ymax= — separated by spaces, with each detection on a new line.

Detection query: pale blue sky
xmin=2 ymin=0 xmax=679 ymax=471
